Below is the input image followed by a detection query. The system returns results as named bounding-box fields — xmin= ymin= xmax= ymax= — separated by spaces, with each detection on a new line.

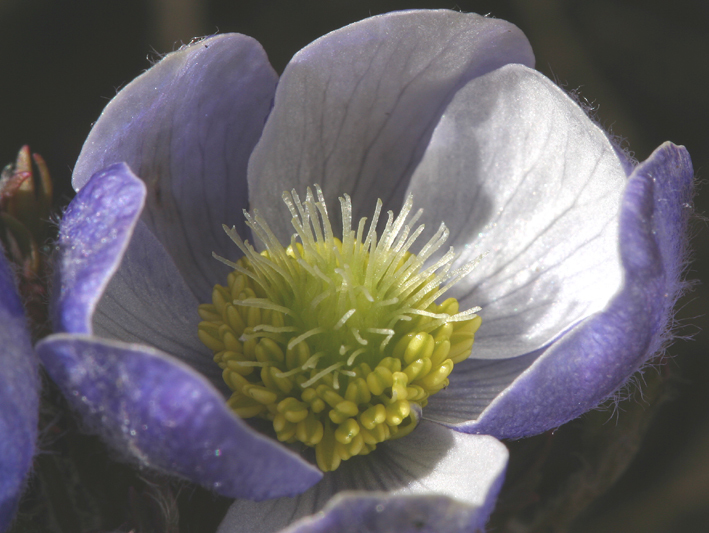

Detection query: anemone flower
xmin=0 ymin=249 xmax=39 ymax=533
xmin=36 ymin=9 xmax=692 ymax=533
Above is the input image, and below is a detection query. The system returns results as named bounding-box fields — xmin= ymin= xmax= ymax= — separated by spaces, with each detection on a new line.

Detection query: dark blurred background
xmin=1 ymin=1 xmax=707 ymax=532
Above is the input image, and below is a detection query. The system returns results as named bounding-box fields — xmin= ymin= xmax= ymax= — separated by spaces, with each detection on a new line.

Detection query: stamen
xmin=238 ymin=298 xmax=295 ymax=317
xmin=366 ymin=328 xmax=396 ymax=336
xmin=300 ymin=362 xmax=344 ymax=388
xmin=346 ymin=348 xmax=366 ymax=367
xmin=288 ymin=328 xmax=325 ymax=351
xmin=350 ymin=328 xmax=368 ymax=346
xmin=275 ymin=367 xmax=304 ymax=378
xmin=302 ymin=352 xmax=324 ymax=370
xmin=199 ymin=185 xmax=484 ymax=473
xmin=334 ymin=309 xmax=356 ymax=330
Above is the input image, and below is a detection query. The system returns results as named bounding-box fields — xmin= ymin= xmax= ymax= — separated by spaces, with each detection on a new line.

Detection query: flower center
xmin=197 ymin=186 xmax=481 ymax=472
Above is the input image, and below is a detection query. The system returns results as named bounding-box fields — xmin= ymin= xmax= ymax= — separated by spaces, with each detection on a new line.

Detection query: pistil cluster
xmin=198 ymin=186 xmax=481 ymax=472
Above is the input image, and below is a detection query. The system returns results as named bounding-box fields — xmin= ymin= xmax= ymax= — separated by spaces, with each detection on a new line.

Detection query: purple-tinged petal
xmin=93 ymin=221 xmax=221 ymax=385
xmin=279 ymin=493 xmax=487 ymax=533
xmin=54 ymin=165 xmax=217 ymax=383
xmin=0 ymin=253 xmax=38 ymax=532
xmin=52 ymin=163 xmax=146 ymax=335
xmin=248 ymin=9 xmax=534 ymax=242
xmin=36 ymin=335 xmax=322 ymax=499
xmin=73 ymin=34 xmax=278 ymax=302
xmin=48 ymin=164 xmax=320 ymax=497
xmin=448 ymin=142 xmax=693 ymax=438
xmin=408 ymin=64 xmax=627 ymax=360
xmin=218 ymin=424 xmax=506 ymax=533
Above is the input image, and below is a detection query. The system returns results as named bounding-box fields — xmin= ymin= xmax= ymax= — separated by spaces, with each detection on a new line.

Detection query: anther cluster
xmin=198 ymin=186 xmax=481 ymax=472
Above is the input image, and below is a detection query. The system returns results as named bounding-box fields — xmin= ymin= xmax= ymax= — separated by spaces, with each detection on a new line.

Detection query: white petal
xmin=408 ymin=64 xmax=626 ymax=359
xmin=73 ymin=35 xmax=278 ymax=302
xmin=248 ymin=10 xmax=533 ymax=242
xmin=217 ymin=423 xmax=507 ymax=533
xmin=93 ymin=221 xmax=222 ymax=385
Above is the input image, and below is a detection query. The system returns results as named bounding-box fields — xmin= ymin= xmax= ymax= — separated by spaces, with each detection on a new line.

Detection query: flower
xmin=0 ymin=249 xmax=39 ymax=532
xmin=36 ymin=9 xmax=692 ymax=533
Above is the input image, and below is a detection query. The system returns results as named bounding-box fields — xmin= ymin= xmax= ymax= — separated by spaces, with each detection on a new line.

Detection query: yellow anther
xmin=345 ymin=432 xmax=365 ymax=456
xmin=403 ymin=357 xmax=432 ymax=383
xmin=277 ymin=397 xmax=309 ymax=423
xmin=218 ymin=323 xmax=232 ymax=342
xmin=212 ymin=286 xmax=229 ymax=315
xmin=391 ymin=415 xmax=418 ymax=440
xmin=378 ymin=357 xmax=402 ymax=373
xmin=362 ymin=421 xmax=390 ymax=443
xmin=329 ymin=401 xmax=359 ymax=424
xmin=406 ymin=385 xmax=427 ymax=402
xmin=316 ymin=385 xmax=345 ymax=409
xmin=439 ymin=297 xmax=459 ymax=315
xmin=260 ymin=365 xmax=275 ymax=391
xmin=301 ymin=387 xmax=317 ymax=403
xmin=198 ymin=322 xmax=224 ymax=352
xmin=302 ymin=388 xmax=327 ymax=413
xmin=315 ymin=424 xmax=340 ymax=472
xmin=429 ymin=340 xmax=451 ymax=368
xmin=386 ymin=400 xmax=411 ymax=426
xmin=227 ymin=272 xmax=245 ymax=299
xmin=226 ymin=358 xmax=255 ymax=377
xmin=392 ymin=332 xmax=415 ymax=360
xmin=296 ymin=413 xmax=324 ymax=446
xmin=198 ymin=303 xmax=221 ymax=322
xmin=246 ymin=305 xmax=261 ymax=328
xmin=449 ymin=315 xmax=482 ymax=363
xmin=286 ymin=341 xmax=310 ymax=370
xmin=273 ymin=414 xmax=297 ymax=441
xmin=221 ymin=350 xmax=240 ymax=362
xmin=243 ymin=384 xmax=278 ymax=405
xmin=264 ymin=366 xmax=293 ymax=394
xmin=335 ymin=440 xmax=352 ymax=461
xmin=226 ymin=305 xmax=246 ymax=336
xmin=225 ymin=369 xmax=249 ymax=391
xmin=227 ymin=394 xmax=266 ymax=418
xmin=270 ymin=310 xmax=285 ymax=329
xmin=450 ymin=338 xmax=474 ymax=363
xmin=356 ymin=362 xmax=373 ymax=378
xmin=360 ymin=420 xmax=391 ymax=444
xmin=255 ymin=338 xmax=285 ymax=364
xmin=359 ymin=427 xmax=376 ymax=445
xmin=391 ymin=371 xmax=409 ymax=401
xmin=344 ymin=377 xmax=371 ymax=405
xmin=418 ymin=359 xmax=454 ymax=389
xmin=222 ymin=331 xmax=241 ymax=353
xmin=432 ymin=322 xmax=454 ymax=344
xmin=243 ymin=337 xmax=258 ymax=360
xmin=403 ymin=332 xmax=435 ymax=364
xmin=335 ymin=418 xmax=360 ymax=444
xmin=359 ymin=404 xmax=387 ymax=430
xmin=366 ymin=366 xmax=392 ymax=396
